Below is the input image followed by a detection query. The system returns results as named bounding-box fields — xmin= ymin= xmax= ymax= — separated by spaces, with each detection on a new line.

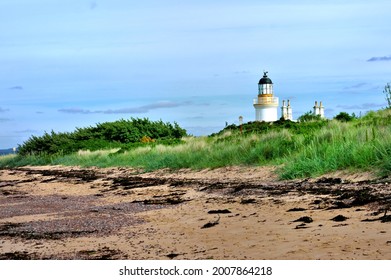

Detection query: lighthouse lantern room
xmin=253 ymin=71 xmax=279 ymax=122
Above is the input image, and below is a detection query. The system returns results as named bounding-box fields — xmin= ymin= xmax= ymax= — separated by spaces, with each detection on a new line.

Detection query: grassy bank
xmin=2 ymin=109 xmax=391 ymax=179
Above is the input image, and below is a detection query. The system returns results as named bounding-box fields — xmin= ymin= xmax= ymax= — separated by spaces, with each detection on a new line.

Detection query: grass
xmin=2 ymin=109 xmax=391 ymax=179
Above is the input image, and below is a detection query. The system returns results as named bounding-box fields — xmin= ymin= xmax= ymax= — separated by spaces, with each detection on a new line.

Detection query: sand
xmin=1 ymin=165 xmax=391 ymax=260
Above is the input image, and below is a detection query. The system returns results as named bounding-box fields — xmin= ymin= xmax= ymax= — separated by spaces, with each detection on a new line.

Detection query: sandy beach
xmin=1 ymin=165 xmax=391 ymax=260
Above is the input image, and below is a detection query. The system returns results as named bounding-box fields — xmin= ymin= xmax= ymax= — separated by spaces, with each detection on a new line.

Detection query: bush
xmin=18 ymin=118 xmax=187 ymax=156
xmin=212 ymin=118 xmax=328 ymax=137
xmin=334 ymin=112 xmax=355 ymax=122
xmin=297 ymin=111 xmax=322 ymax=122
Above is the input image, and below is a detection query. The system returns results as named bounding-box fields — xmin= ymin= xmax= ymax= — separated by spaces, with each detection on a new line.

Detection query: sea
xmin=0 ymin=148 xmax=16 ymax=156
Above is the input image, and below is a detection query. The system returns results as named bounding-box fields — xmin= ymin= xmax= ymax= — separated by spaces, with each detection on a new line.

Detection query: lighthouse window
xmin=265 ymin=84 xmax=270 ymax=94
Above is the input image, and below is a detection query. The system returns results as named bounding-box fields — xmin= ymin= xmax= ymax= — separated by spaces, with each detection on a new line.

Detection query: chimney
xmin=287 ymin=100 xmax=292 ymax=120
xmin=281 ymin=100 xmax=287 ymax=120
xmin=319 ymin=101 xmax=324 ymax=118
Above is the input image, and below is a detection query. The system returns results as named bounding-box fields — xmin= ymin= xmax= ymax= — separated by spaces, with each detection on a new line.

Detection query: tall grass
xmin=279 ymin=119 xmax=391 ymax=179
xmin=49 ymin=133 xmax=285 ymax=170
xmin=0 ymin=154 xmax=52 ymax=167
xmin=2 ymin=109 xmax=391 ymax=179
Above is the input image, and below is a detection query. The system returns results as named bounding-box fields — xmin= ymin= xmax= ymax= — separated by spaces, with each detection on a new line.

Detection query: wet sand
xmin=1 ymin=166 xmax=391 ymax=260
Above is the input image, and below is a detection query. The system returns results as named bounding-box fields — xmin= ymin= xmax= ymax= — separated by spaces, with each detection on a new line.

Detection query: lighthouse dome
xmin=258 ymin=71 xmax=273 ymax=84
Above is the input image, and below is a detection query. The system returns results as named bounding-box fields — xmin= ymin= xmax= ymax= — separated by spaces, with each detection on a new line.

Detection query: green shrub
xmin=334 ymin=112 xmax=356 ymax=122
xmin=17 ymin=118 xmax=187 ymax=156
xmin=297 ymin=111 xmax=322 ymax=122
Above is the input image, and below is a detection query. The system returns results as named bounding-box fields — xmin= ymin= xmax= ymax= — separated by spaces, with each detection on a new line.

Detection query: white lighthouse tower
xmin=253 ymin=71 xmax=279 ymax=122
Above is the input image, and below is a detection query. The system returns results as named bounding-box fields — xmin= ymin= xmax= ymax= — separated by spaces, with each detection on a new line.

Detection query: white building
xmin=253 ymin=71 xmax=279 ymax=122
xmin=281 ymin=100 xmax=293 ymax=121
xmin=313 ymin=101 xmax=325 ymax=118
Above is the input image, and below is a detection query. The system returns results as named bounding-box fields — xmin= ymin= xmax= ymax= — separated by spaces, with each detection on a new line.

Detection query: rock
xmin=293 ymin=216 xmax=313 ymax=223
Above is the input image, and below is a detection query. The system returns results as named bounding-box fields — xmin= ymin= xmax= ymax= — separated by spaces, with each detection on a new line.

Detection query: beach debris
xmin=28 ymin=168 xmax=100 ymax=182
xmin=294 ymin=223 xmax=309 ymax=229
xmin=201 ymin=215 xmax=221 ymax=229
xmin=369 ymin=201 xmax=391 ymax=216
xmin=240 ymin=198 xmax=257 ymax=204
xmin=207 ymin=209 xmax=231 ymax=214
xmin=331 ymin=215 xmax=348 ymax=222
xmin=76 ymin=247 xmax=124 ymax=260
xmin=316 ymin=177 xmax=344 ymax=184
xmin=293 ymin=216 xmax=313 ymax=223
xmin=287 ymin=207 xmax=306 ymax=212
xmin=381 ymin=215 xmax=391 ymax=223
xmin=0 ymin=251 xmax=38 ymax=260
xmin=327 ymin=201 xmax=351 ymax=209
xmin=112 ymin=176 xmax=167 ymax=189
xmin=332 ymin=223 xmax=349 ymax=227
xmin=166 ymin=253 xmax=181 ymax=259
xmin=133 ymin=197 xmax=189 ymax=205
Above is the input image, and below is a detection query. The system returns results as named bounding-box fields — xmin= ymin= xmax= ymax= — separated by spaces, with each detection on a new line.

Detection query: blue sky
xmin=1 ymin=0 xmax=391 ymax=148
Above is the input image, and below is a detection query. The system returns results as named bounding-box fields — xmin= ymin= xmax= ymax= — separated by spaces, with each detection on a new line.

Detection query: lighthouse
xmin=253 ymin=71 xmax=279 ymax=122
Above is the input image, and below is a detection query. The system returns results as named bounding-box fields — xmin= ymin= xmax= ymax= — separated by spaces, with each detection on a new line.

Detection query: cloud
xmin=337 ymin=102 xmax=386 ymax=110
xmin=343 ymin=83 xmax=367 ymax=90
xmin=58 ymin=108 xmax=95 ymax=114
xmin=58 ymin=101 xmax=192 ymax=115
xmin=367 ymin=56 xmax=391 ymax=62
xmin=8 ymin=86 xmax=23 ymax=90
xmin=0 ymin=107 xmax=9 ymax=113
xmin=14 ymin=129 xmax=39 ymax=134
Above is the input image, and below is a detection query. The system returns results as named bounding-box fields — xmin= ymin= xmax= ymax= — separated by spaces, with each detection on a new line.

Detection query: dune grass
xmin=2 ymin=109 xmax=391 ymax=179
xmin=278 ymin=121 xmax=391 ymax=179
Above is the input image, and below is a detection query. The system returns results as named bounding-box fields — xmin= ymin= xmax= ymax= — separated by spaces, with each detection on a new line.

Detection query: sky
xmin=1 ymin=0 xmax=391 ymax=148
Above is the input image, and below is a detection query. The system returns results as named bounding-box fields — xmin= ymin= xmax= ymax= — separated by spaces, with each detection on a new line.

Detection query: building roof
xmin=258 ymin=71 xmax=273 ymax=84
